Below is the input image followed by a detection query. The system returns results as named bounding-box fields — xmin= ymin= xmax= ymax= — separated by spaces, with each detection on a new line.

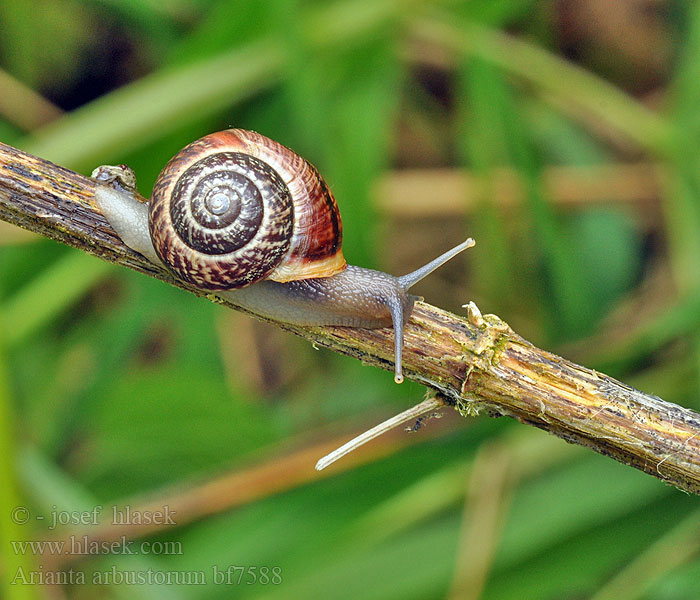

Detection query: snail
xmin=92 ymin=129 xmax=474 ymax=383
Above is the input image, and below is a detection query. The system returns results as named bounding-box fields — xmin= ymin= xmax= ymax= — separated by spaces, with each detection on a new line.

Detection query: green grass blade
xmin=20 ymin=40 xmax=283 ymax=171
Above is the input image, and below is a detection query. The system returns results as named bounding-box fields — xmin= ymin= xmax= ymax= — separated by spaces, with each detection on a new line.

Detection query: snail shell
xmin=149 ymin=129 xmax=346 ymax=290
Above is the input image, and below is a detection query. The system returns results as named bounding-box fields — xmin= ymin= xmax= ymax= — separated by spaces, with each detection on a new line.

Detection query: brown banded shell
xmin=149 ymin=129 xmax=346 ymax=290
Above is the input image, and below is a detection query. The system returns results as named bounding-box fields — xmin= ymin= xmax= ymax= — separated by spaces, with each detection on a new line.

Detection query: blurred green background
xmin=1 ymin=0 xmax=699 ymax=598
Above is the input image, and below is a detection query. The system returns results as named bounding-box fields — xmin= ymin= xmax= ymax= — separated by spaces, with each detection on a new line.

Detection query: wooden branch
xmin=2 ymin=141 xmax=699 ymax=495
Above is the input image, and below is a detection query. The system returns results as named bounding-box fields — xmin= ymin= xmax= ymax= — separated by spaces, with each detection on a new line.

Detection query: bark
xmin=1 ymin=141 xmax=699 ymax=495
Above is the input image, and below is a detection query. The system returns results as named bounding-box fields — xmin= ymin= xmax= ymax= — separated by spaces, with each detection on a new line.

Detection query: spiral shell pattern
xmin=149 ymin=129 xmax=345 ymax=290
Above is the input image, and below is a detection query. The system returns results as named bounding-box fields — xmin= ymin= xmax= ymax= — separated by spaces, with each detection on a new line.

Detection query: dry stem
xmin=1 ymin=141 xmax=699 ymax=495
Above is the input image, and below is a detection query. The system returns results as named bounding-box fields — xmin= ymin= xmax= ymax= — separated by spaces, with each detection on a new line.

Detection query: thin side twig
xmin=316 ymin=394 xmax=447 ymax=471
xmin=1 ymin=141 xmax=699 ymax=494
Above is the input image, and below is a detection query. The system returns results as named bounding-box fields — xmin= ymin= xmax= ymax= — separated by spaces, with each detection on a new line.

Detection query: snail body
xmin=93 ymin=129 xmax=474 ymax=383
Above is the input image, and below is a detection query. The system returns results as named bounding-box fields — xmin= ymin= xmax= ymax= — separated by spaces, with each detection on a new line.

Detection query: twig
xmin=315 ymin=394 xmax=446 ymax=471
xmin=1 ymin=141 xmax=700 ymax=494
